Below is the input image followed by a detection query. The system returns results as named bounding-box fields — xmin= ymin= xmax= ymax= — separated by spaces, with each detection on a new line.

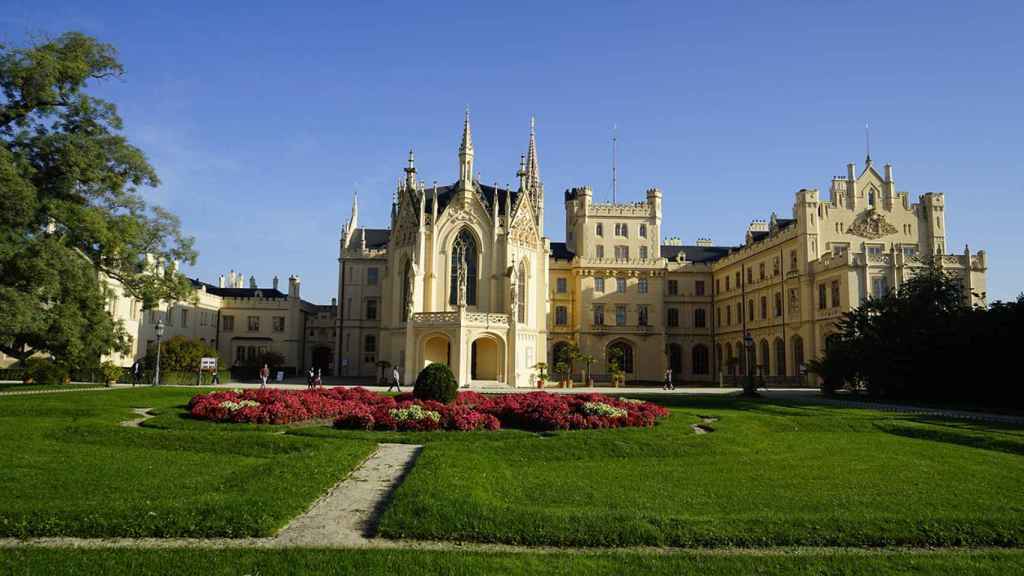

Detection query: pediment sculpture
xmin=847 ymin=210 xmax=897 ymax=239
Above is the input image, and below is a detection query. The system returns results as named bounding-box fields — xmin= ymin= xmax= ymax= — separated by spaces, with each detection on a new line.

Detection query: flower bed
xmin=188 ymin=388 xmax=668 ymax=431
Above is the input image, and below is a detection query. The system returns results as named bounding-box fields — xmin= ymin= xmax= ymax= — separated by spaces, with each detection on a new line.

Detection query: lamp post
xmin=742 ymin=333 xmax=755 ymax=396
xmin=154 ymin=320 xmax=165 ymax=386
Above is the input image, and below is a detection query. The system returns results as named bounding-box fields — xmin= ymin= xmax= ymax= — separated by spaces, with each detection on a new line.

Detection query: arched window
xmin=517 ymin=261 xmax=527 ymax=324
xmin=759 ymin=339 xmax=770 ymax=376
xmin=607 ymin=340 xmax=634 ymax=374
xmin=692 ymin=344 xmax=709 ymax=375
xmin=596 ymin=223 xmax=604 ymax=236
xmin=449 ymin=229 xmax=478 ymax=306
xmin=639 ymin=224 xmax=647 ymax=238
xmin=868 ymin=189 xmax=876 ymax=207
xmin=774 ymin=338 xmax=786 ymax=377
xmin=402 ymin=260 xmax=412 ymax=319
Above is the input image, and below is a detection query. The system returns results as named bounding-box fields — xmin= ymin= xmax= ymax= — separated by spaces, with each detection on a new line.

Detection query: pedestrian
xmin=313 ymin=368 xmax=322 ymax=388
xmin=211 ymin=369 xmax=220 ymax=385
xmin=664 ymin=368 xmax=675 ymax=391
xmin=307 ymin=367 xmax=315 ymax=390
xmin=259 ymin=363 xmax=269 ymax=389
xmin=388 ymin=365 xmax=401 ymax=392
xmin=130 ymin=360 xmax=142 ymax=387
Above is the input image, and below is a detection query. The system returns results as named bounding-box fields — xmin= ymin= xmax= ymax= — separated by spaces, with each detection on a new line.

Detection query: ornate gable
xmin=509 ymin=190 xmax=540 ymax=248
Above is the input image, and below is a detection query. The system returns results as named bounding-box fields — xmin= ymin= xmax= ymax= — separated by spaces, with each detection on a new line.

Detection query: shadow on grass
xmin=875 ymin=418 xmax=1024 ymax=456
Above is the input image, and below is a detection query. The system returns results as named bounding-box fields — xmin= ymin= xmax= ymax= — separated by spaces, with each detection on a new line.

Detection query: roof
xmin=660 ymin=244 xmax=736 ymax=264
xmin=353 ymin=228 xmax=390 ymax=249
xmin=549 ymin=242 xmax=575 ymax=261
xmin=191 ymin=278 xmax=288 ymax=299
xmin=427 ymin=181 xmax=521 ymax=217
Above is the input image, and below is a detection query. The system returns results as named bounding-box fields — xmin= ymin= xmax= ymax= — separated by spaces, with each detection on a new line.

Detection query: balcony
xmin=411 ymin=311 xmax=510 ymax=329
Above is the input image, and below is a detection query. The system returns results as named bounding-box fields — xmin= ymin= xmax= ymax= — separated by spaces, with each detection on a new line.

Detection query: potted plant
xmin=554 ymin=361 xmax=570 ymax=388
xmin=100 ymin=361 xmax=123 ymax=388
xmin=576 ymin=353 xmax=595 ymax=387
xmin=533 ymin=362 xmax=548 ymax=388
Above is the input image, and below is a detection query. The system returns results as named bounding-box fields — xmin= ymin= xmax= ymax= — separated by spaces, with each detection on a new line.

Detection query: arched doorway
xmin=774 ymin=338 xmax=786 ymax=377
xmin=312 ymin=346 xmax=332 ymax=372
xmin=423 ymin=334 xmax=450 ymax=367
xmin=607 ymin=340 xmax=634 ymax=375
xmin=551 ymin=341 xmax=574 ymax=380
xmin=759 ymin=339 xmax=770 ymax=377
xmin=692 ymin=344 xmax=709 ymax=375
xmin=792 ymin=335 xmax=805 ymax=376
xmin=725 ymin=342 xmax=734 ymax=376
xmin=668 ymin=343 xmax=683 ymax=378
xmin=471 ymin=336 xmax=501 ymax=381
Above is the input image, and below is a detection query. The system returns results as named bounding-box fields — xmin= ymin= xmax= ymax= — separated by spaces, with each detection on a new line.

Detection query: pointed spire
xmin=349 ymin=192 xmax=359 ymax=230
xmin=526 ymin=116 xmax=540 ymax=194
xmin=405 ymin=148 xmax=417 ymax=189
xmin=517 ymin=153 xmax=527 ymax=191
xmin=459 ymin=107 xmax=475 ymax=184
xmin=865 ymin=122 xmax=872 ymax=167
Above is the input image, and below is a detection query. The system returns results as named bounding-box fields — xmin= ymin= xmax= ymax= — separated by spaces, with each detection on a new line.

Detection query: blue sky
xmin=2 ymin=1 xmax=1022 ymax=303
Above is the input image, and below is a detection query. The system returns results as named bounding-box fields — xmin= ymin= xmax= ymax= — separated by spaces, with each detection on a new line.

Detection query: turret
xmin=404 ymin=149 xmax=417 ymax=190
xmin=459 ymin=109 xmax=474 ymax=185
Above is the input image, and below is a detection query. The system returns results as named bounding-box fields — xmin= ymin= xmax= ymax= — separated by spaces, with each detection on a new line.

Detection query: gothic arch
xmin=449 ymin=228 xmax=479 ymax=306
xmin=606 ymin=339 xmax=635 ymax=374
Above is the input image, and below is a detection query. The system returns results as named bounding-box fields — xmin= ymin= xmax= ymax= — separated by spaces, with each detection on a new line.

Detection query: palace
xmin=336 ymin=115 xmax=988 ymax=386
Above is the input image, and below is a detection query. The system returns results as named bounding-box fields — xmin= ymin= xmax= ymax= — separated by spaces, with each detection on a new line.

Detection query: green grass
xmin=0 ymin=382 xmax=111 ymax=393
xmin=366 ymin=395 xmax=1024 ymax=547
xmin=1 ymin=548 xmax=1023 ymax=575
xmin=0 ymin=388 xmax=375 ymax=537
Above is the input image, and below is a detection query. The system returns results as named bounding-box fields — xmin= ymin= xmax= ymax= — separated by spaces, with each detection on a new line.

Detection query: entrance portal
xmin=470 ymin=336 xmax=500 ymax=381
xmin=423 ymin=334 xmax=450 ymax=367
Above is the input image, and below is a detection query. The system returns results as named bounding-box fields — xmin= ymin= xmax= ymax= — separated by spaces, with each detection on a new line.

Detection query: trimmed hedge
xmin=413 ymin=363 xmax=458 ymax=404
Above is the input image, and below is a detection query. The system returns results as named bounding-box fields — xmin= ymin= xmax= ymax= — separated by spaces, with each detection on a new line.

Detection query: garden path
xmin=119 ymin=407 xmax=156 ymax=427
xmin=274 ymin=443 xmax=422 ymax=547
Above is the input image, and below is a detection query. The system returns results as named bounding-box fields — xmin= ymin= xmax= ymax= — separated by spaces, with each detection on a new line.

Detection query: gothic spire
xmin=459 ymin=108 xmax=475 ymax=184
xmin=405 ymin=148 xmax=416 ymax=189
xmin=525 ymin=116 xmax=544 ymax=229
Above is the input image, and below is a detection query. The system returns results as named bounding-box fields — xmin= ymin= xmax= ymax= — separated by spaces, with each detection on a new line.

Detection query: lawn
xmin=0 ymin=388 xmax=375 ymax=537
xmin=365 ymin=395 xmax=1024 ymax=547
xmin=1 ymin=548 xmax=1023 ymax=575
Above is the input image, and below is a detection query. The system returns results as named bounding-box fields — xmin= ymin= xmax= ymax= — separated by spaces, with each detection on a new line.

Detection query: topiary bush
xmin=413 ymin=363 xmax=458 ymax=404
xmin=24 ymin=358 xmax=69 ymax=385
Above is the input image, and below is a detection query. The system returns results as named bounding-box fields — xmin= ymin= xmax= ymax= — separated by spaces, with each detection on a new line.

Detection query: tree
xmin=0 ymin=33 xmax=196 ymax=370
xmin=144 ymin=336 xmax=217 ymax=373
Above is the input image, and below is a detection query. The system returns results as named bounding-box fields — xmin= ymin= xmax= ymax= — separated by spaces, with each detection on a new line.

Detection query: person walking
xmin=313 ymin=368 xmax=322 ymax=388
xmin=259 ymin=363 xmax=269 ymax=389
xmin=663 ymin=368 xmax=675 ymax=391
xmin=306 ymin=367 xmax=315 ymax=390
xmin=130 ymin=360 xmax=142 ymax=387
xmin=387 ymin=365 xmax=401 ymax=392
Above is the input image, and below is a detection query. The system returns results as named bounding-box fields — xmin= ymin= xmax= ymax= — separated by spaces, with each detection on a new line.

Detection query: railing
xmin=410 ymin=311 xmax=510 ymax=328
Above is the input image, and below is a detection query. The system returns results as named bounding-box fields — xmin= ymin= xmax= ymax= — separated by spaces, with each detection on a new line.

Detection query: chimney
xmin=331 ymin=297 xmax=337 ymax=307
xmin=847 ymin=163 xmax=856 ymax=181
xmin=218 ymin=274 xmax=225 ymax=288
xmin=288 ymin=275 xmax=301 ymax=300
xmin=696 ymin=238 xmax=713 ymax=247
xmin=884 ymin=163 xmax=893 ymax=183
xmin=228 ymin=270 xmax=236 ymax=287
xmin=272 ymin=275 xmax=280 ymax=290
xmin=249 ymin=275 xmax=257 ymax=289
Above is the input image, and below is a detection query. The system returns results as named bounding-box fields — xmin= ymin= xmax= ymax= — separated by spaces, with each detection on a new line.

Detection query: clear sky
xmin=3 ymin=1 xmax=1022 ymax=303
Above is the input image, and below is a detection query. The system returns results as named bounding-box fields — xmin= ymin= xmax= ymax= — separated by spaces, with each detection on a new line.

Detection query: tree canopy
xmin=0 ymin=32 xmax=196 ymax=368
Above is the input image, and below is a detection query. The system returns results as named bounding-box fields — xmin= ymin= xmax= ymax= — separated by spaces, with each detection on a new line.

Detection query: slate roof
xmin=426 ymin=182 xmax=521 ymax=217
xmin=190 ymin=278 xmax=289 ymax=299
xmin=353 ymin=228 xmax=390 ymax=249
xmin=660 ymin=244 xmax=736 ymax=264
xmin=549 ymin=242 xmax=575 ymax=261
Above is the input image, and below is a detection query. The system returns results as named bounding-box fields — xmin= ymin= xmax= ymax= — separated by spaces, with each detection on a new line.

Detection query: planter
xmin=536 ymin=379 xmax=545 ymax=389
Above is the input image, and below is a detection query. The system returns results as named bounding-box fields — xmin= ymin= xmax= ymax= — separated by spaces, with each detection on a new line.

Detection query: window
xmin=692 ymin=345 xmax=709 ymax=375
xmin=235 ymin=346 xmax=244 ymax=364
xmin=449 ymin=228 xmax=478 ymax=306
xmin=773 ymin=257 xmax=780 ymax=276
xmin=759 ymin=262 xmax=766 ymax=281
xmin=638 ymin=278 xmax=648 ymax=294
xmin=639 ymin=246 xmax=648 ymax=260
xmin=639 ymin=224 xmax=647 ymax=238
xmin=790 ymin=250 xmax=798 ymax=271
xmin=789 ymin=287 xmax=799 ymax=313
xmin=614 ymin=245 xmax=629 ymax=260
xmin=695 ymin=281 xmax=705 ymax=296
xmin=667 ymin=308 xmax=679 ymax=327
xmin=367 ymin=267 xmax=379 ymax=285
xmin=716 ymin=279 xmax=721 ymax=294
xmin=517 ymin=262 xmax=527 ymax=323
xmin=180 ymin=308 xmax=190 ymax=328
xmin=222 ymin=315 xmax=234 ymax=332
xmin=748 ymin=299 xmax=754 ymax=321
xmin=902 ymin=245 xmax=918 ymax=258
xmin=868 ymin=189 xmax=876 ymax=207
xmin=165 ymin=306 xmax=174 ymax=327
xmin=364 ymin=334 xmax=376 ymax=364
xmin=593 ymin=304 xmax=605 ymax=326
xmin=832 ymin=244 xmax=848 ymax=257
xmin=694 ymin=308 xmax=706 ymax=328
xmin=595 ymin=245 xmax=604 ymax=259
xmin=726 ymin=305 xmax=732 ymax=325
xmin=818 ymin=284 xmax=827 ymax=310
xmin=248 ymin=316 xmax=260 ymax=331
xmin=638 ymin=305 xmax=649 ymax=326
xmin=556 ymin=278 xmax=567 ymax=293
xmin=831 ymin=280 xmax=840 ymax=308
xmin=617 ymin=278 xmax=626 ymax=293
xmin=746 ymin=267 xmax=753 ymax=284
xmin=726 ymin=276 xmax=731 ymax=291
xmin=273 ymin=316 xmax=285 ymax=332
xmin=774 ymin=292 xmax=783 ymax=317
xmin=717 ymin=307 xmax=722 ymax=327
xmin=667 ymin=280 xmax=679 ymax=296
xmin=596 ymin=223 xmax=604 ymax=236
xmin=615 ymin=223 xmax=629 ymax=237
xmin=595 ymin=277 xmax=605 ymax=292
xmin=867 ymin=245 xmax=883 ymax=257
xmin=555 ymin=306 xmax=568 ymax=326
xmin=872 ymin=276 xmax=889 ymax=297
xmin=615 ymin=305 xmax=627 ymax=326
xmin=760 ymin=295 xmax=767 ymax=319
xmin=366 ymin=299 xmax=378 ymax=320
xmin=735 ymin=271 xmax=741 ymax=288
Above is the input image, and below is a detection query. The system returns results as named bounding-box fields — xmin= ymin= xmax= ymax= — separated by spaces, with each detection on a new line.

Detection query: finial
xmin=865 ymin=122 xmax=872 ymax=166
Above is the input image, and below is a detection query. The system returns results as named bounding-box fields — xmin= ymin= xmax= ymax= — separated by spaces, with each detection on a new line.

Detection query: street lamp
xmin=154 ymin=320 xmax=165 ymax=386
xmin=742 ymin=333 xmax=755 ymax=396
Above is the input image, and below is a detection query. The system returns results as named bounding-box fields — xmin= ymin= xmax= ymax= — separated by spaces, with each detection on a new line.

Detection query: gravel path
xmin=274 ymin=443 xmax=422 ymax=547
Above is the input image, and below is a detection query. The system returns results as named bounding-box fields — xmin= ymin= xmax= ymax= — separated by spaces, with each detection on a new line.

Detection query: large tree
xmin=0 ymin=32 xmax=196 ymax=368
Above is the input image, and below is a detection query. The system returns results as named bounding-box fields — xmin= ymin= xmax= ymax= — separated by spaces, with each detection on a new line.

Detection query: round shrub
xmin=24 ymin=358 xmax=69 ymax=385
xmin=413 ymin=363 xmax=458 ymax=404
